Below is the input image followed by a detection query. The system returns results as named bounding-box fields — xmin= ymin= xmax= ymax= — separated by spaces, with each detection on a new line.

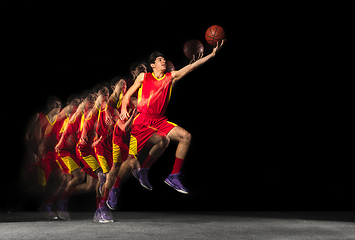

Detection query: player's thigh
xmin=166 ymin=126 xmax=190 ymax=142
xmin=147 ymin=132 xmax=166 ymax=145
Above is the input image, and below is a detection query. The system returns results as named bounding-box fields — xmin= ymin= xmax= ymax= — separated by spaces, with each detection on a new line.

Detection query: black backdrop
xmin=1 ymin=2 xmax=348 ymax=212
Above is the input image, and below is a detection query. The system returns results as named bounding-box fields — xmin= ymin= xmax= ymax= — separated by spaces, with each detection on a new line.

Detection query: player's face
xmin=98 ymin=87 xmax=110 ymax=97
xmin=85 ymin=93 xmax=96 ymax=109
xmin=154 ymin=57 xmax=166 ymax=72
xmin=48 ymin=100 xmax=62 ymax=113
xmin=131 ymin=64 xmax=147 ymax=79
xmin=136 ymin=64 xmax=147 ymax=74
xmin=70 ymin=98 xmax=81 ymax=107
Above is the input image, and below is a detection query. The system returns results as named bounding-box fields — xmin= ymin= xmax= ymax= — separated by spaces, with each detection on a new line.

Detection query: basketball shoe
xmin=106 ymin=187 xmax=120 ymax=210
xmin=39 ymin=203 xmax=58 ymax=220
xmin=164 ymin=172 xmax=189 ymax=194
xmin=54 ymin=200 xmax=71 ymax=220
xmin=93 ymin=201 xmax=114 ymax=223
xmin=132 ymin=168 xmax=153 ymax=190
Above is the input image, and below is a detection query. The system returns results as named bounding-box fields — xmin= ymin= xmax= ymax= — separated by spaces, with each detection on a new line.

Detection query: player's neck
xmin=153 ymin=69 xmax=164 ymax=79
xmin=47 ymin=111 xmax=57 ymax=123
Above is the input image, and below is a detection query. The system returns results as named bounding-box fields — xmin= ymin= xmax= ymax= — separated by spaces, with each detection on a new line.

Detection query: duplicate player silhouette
xmin=120 ymin=40 xmax=225 ymax=194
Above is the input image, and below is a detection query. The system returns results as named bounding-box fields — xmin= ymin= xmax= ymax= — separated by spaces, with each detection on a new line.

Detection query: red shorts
xmin=39 ymin=151 xmax=60 ymax=184
xmin=56 ymin=149 xmax=81 ymax=174
xmin=129 ymin=113 xmax=177 ymax=157
xmin=94 ymin=136 xmax=113 ymax=173
xmin=113 ymin=126 xmax=129 ymax=164
xmin=76 ymin=144 xmax=101 ymax=173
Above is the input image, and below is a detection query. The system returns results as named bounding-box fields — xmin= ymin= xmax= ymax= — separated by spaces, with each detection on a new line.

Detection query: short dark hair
xmin=80 ymin=90 xmax=94 ymax=100
xmin=110 ymin=76 xmax=126 ymax=86
xmin=130 ymin=61 xmax=148 ymax=72
xmin=93 ymin=82 xmax=110 ymax=93
xmin=66 ymin=94 xmax=81 ymax=105
xmin=46 ymin=95 xmax=61 ymax=106
xmin=148 ymin=51 xmax=164 ymax=65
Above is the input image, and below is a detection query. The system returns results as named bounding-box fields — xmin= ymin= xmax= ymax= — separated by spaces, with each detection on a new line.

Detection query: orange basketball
xmin=205 ymin=25 xmax=225 ymax=46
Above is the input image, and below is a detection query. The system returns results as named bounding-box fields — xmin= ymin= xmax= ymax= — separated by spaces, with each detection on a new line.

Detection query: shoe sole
xmin=56 ymin=211 xmax=71 ymax=220
xmin=39 ymin=211 xmax=58 ymax=220
xmin=93 ymin=217 xmax=113 ymax=223
xmin=132 ymin=171 xmax=153 ymax=191
xmin=164 ymin=180 xmax=189 ymax=194
xmin=57 ymin=215 xmax=71 ymax=221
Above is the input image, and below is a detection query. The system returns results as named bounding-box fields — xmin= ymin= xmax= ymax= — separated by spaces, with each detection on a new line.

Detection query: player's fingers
xmin=221 ymin=39 xmax=225 ymax=47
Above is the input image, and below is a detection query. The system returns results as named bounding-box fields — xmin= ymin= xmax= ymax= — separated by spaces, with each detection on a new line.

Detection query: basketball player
xmin=120 ymin=40 xmax=225 ymax=194
xmin=20 ymin=96 xmax=61 ymax=217
xmin=54 ymin=99 xmax=86 ymax=220
xmin=24 ymin=96 xmax=62 ymax=191
xmin=93 ymin=77 xmax=143 ymax=222
xmin=37 ymin=96 xmax=81 ymax=219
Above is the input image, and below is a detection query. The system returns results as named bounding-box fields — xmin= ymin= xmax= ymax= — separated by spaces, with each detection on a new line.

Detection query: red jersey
xmin=137 ymin=72 xmax=173 ymax=117
xmin=28 ymin=112 xmax=47 ymax=154
xmin=56 ymin=113 xmax=83 ymax=151
xmin=95 ymin=104 xmax=117 ymax=151
xmin=78 ymin=110 xmax=99 ymax=147
xmin=43 ymin=115 xmax=68 ymax=151
xmin=96 ymin=104 xmax=114 ymax=139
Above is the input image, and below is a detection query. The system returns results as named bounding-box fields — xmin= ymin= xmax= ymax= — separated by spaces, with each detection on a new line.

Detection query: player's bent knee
xmin=88 ymin=180 xmax=97 ymax=192
xmin=77 ymin=170 xmax=85 ymax=182
xmin=162 ymin=135 xmax=170 ymax=145
xmin=183 ymin=132 xmax=192 ymax=142
xmin=112 ymin=162 xmax=121 ymax=170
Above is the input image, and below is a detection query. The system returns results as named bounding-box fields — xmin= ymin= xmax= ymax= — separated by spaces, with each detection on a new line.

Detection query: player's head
xmin=46 ymin=95 xmax=62 ymax=113
xmin=81 ymin=90 xmax=96 ymax=110
xmin=94 ymin=82 xmax=110 ymax=102
xmin=110 ymin=76 xmax=127 ymax=93
xmin=66 ymin=94 xmax=81 ymax=107
xmin=148 ymin=51 xmax=166 ymax=72
xmin=130 ymin=61 xmax=148 ymax=80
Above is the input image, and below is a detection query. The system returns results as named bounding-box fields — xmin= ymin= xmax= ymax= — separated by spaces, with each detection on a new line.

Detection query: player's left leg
xmin=55 ymin=155 xmax=85 ymax=220
xmin=164 ymin=126 xmax=191 ymax=194
xmin=74 ymin=174 xmax=98 ymax=195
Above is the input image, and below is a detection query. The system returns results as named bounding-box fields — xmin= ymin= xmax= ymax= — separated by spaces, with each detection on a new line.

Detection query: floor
xmin=1 ymin=211 xmax=355 ymax=239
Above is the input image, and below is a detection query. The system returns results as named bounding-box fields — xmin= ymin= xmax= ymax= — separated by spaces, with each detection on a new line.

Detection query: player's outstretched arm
xmin=120 ymin=73 xmax=144 ymax=121
xmin=172 ymin=39 xmax=225 ymax=83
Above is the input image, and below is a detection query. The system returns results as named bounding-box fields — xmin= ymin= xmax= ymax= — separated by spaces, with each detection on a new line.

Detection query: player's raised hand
xmin=212 ymin=39 xmax=225 ymax=56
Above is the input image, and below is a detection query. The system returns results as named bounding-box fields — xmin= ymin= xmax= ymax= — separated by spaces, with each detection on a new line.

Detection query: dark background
xmin=1 ymin=2 xmax=347 ymax=212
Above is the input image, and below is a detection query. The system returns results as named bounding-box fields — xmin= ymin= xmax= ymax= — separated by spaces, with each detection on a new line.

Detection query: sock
xmin=142 ymin=155 xmax=156 ymax=168
xmin=171 ymin=157 xmax=184 ymax=175
xmin=61 ymin=187 xmax=76 ymax=202
xmin=113 ymin=177 xmax=121 ymax=189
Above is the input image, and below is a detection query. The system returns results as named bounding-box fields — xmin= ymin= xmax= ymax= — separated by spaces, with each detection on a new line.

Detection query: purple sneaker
xmin=106 ymin=187 xmax=120 ymax=210
xmin=93 ymin=201 xmax=114 ymax=223
xmin=132 ymin=168 xmax=153 ymax=190
xmin=54 ymin=200 xmax=71 ymax=220
xmin=39 ymin=203 xmax=58 ymax=220
xmin=164 ymin=173 xmax=189 ymax=194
